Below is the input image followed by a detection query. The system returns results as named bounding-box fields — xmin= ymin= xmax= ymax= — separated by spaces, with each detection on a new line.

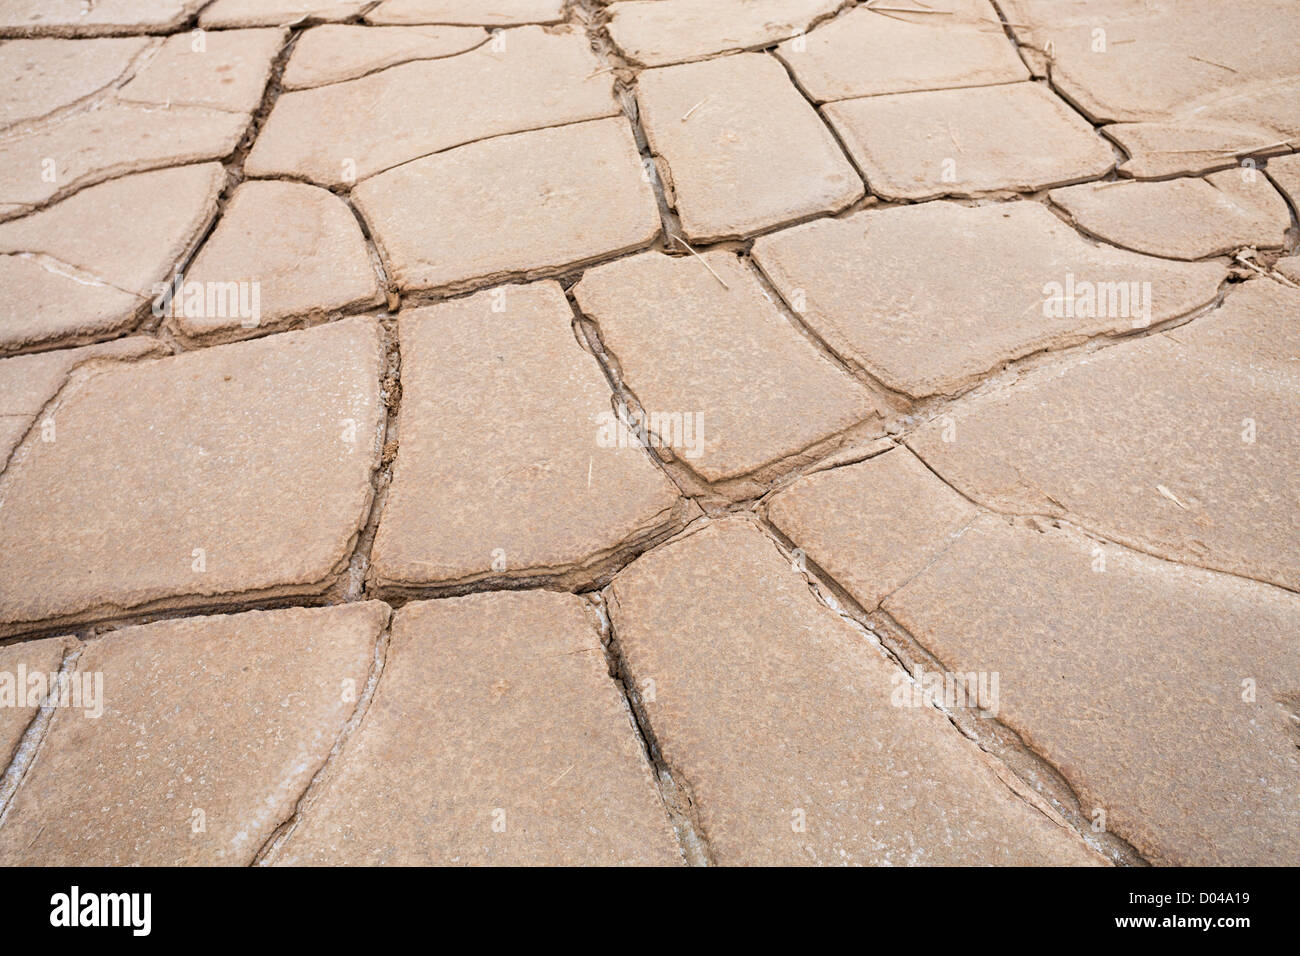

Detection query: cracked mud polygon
xmin=0 ymin=0 xmax=1296 ymax=876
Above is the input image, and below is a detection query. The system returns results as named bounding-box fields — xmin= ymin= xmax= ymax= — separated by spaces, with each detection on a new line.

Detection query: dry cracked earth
xmin=0 ymin=0 xmax=1296 ymax=868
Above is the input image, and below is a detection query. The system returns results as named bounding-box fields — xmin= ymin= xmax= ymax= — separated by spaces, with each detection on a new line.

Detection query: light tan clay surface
xmin=0 ymin=319 xmax=386 ymax=636
xmin=607 ymin=0 xmax=843 ymax=68
xmin=365 ymin=0 xmax=566 ymax=27
xmin=353 ymin=117 xmax=660 ymax=293
xmin=0 ymin=603 xmax=387 ymax=865
xmin=751 ymin=201 xmax=1227 ymax=398
xmin=274 ymin=591 xmax=680 ymax=865
xmin=607 ymin=519 xmax=1102 ymax=866
xmin=635 ymin=53 xmax=863 ymax=241
xmin=776 ymin=1 xmax=1027 ymax=103
xmin=245 ymin=26 xmax=619 ymax=186
xmin=1050 ymin=171 xmax=1292 ymax=260
xmin=369 ymin=281 xmax=686 ymax=592
xmin=282 ymin=24 xmax=488 ymax=89
xmin=176 ymin=180 xmax=383 ymax=343
xmin=0 ymin=3 xmax=1294 ymax=868
xmin=824 ymin=82 xmax=1114 ymax=201
xmin=0 ymin=1 xmax=203 ymax=37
